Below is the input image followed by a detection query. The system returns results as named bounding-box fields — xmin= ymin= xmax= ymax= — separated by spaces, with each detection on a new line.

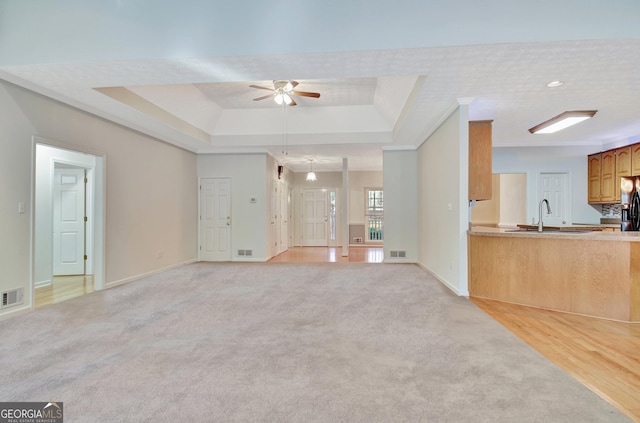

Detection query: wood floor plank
xmin=471 ymin=297 xmax=640 ymax=422
xmin=35 ymin=275 xmax=94 ymax=308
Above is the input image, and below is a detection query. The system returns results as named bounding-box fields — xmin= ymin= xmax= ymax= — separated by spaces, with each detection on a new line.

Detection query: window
xmin=365 ymin=188 xmax=383 ymax=242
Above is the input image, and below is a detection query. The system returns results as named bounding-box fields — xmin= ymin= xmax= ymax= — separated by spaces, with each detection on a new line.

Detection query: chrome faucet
xmin=538 ymin=199 xmax=552 ymax=232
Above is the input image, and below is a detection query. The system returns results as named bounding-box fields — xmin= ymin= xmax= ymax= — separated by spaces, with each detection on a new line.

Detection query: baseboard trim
xmin=35 ymin=279 xmax=52 ymax=288
xmin=417 ymin=261 xmax=468 ymax=296
xmin=0 ymin=304 xmax=33 ymax=322
xmin=105 ymin=259 xmax=197 ymax=290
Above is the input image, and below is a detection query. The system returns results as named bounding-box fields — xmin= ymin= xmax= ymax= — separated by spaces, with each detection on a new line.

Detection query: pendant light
xmin=306 ymin=159 xmax=317 ymax=181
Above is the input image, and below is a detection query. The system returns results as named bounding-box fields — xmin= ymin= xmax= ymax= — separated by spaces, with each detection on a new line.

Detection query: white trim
xmin=105 ymin=259 xmax=197 ymax=289
xmin=0 ymin=305 xmax=33 ymax=322
xmin=417 ymin=261 xmax=469 ymax=297
xmin=31 ymin=136 xmax=107 ymax=313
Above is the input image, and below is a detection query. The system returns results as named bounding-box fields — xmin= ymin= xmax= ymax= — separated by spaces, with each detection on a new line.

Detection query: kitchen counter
xmin=470 ymin=225 xmax=640 ymax=241
xmin=468 ymin=227 xmax=640 ymax=322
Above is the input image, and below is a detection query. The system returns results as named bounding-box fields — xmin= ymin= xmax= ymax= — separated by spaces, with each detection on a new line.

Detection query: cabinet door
xmin=615 ymin=146 xmax=632 ymax=201
xmin=588 ymin=153 xmax=602 ymax=203
xmin=469 ymin=120 xmax=493 ymax=201
xmin=600 ymin=150 xmax=615 ymax=202
xmin=632 ymin=143 xmax=640 ymax=176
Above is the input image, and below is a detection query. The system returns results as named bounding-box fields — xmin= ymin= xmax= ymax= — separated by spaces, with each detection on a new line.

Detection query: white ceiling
xmin=1 ymin=1 xmax=640 ymax=172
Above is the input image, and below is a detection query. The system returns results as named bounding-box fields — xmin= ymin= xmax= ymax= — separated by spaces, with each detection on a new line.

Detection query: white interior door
xmin=270 ymin=179 xmax=279 ymax=257
xmin=302 ymin=189 xmax=328 ymax=246
xmin=539 ymin=172 xmax=569 ymax=225
xmin=280 ymin=182 xmax=288 ymax=251
xmin=53 ymin=167 xmax=85 ymax=275
xmin=200 ymin=178 xmax=231 ymax=261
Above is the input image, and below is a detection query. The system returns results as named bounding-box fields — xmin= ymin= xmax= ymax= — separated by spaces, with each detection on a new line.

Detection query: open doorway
xmin=471 ymin=173 xmax=527 ymax=228
xmin=33 ymin=141 xmax=105 ymax=308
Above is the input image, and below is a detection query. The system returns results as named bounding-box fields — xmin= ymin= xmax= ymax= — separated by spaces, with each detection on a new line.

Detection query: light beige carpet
xmin=0 ymin=263 xmax=630 ymax=422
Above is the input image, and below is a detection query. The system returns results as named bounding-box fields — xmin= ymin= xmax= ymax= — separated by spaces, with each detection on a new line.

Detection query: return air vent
xmin=390 ymin=251 xmax=407 ymax=258
xmin=1 ymin=288 xmax=24 ymax=309
xmin=237 ymin=249 xmax=253 ymax=257
xmin=352 ymin=237 xmax=363 ymax=244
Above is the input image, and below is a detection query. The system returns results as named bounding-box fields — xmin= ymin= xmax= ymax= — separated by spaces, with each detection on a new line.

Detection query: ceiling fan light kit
xmin=250 ymin=80 xmax=321 ymax=107
xmin=529 ymin=110 xmax=597 ymax=134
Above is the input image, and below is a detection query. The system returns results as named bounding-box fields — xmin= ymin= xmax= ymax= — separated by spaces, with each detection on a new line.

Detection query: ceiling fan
xmin=250 ymin=80 xmax=320 ymax=106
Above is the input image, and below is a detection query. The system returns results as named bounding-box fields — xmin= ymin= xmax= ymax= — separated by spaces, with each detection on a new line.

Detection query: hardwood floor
xmin=471 ymin=297 xmax=640 ymax=422
xmin=268 ymin=246 xmax=384 ymax=263
xmin=35 ymin=275 xmax=94 ymax=308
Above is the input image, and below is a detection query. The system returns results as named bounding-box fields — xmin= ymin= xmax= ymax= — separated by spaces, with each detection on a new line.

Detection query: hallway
xmin=268 ymin=247 xmax=384 ymax=263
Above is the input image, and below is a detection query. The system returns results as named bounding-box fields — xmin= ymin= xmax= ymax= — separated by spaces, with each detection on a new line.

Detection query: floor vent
xmin=238 ymin=249 xmax=253 ymax=257
xmin=353 ymin=237 xmax=363 ymax=244
xmin=1 ymin=288 xmax=24 ymax=309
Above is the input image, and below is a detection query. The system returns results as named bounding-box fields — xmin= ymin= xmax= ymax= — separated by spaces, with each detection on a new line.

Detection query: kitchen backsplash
xmin=602 ymin=203 xmax=622 ymax=217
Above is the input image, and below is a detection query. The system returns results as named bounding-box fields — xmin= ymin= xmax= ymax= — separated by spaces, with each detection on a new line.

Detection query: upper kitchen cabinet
xmin=588 ymin=147 xmax=630 ymax=204
xmin=469 ymin=120 xmax=493 ymax=201
xmin=615 ymin=146 xmax=632 ymax=200
xmin=588 ymin=153 xmax=602 ymax=203
xmin=632 ymin=144 xmax=640 ymax=176
xmin=588 ymin=151 xmax=615 ymax=203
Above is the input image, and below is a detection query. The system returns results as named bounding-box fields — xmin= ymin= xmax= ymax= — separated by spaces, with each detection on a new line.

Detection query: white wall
xmin=493 ymin=146 xmax=602 ymax=224
xmin=0 ymin=83 xmax=37 ymax=313
xmin=417 ymin=105 xmax=469 ymax=295
xmin=197 ymin=154 xmax=268 ymax=261
xmin=383 ymin=150 xmax=418 ymax=262
xmin=0 ymin=81 xmax=198 ymax=318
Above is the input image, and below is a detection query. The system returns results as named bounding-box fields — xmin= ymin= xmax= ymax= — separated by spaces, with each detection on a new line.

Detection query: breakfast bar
xmin=468 ymin=227 xmax=640 ymax=322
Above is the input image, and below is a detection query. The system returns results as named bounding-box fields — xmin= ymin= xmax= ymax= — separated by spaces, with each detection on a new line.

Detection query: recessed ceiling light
xmin=529 ymin=110 xmax=597 ymax=134
xmin=546 ymin=80 xmax=564 ymax=88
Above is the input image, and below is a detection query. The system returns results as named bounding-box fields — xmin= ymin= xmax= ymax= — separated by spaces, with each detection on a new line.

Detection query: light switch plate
xmin=18 ymin=202 xmax=25 ymax=214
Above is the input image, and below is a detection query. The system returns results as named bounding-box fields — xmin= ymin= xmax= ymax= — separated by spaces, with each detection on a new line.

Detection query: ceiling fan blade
xmin=289 ymin=98 xmax=297 ymax=106
xmin=249 ymin=84 xmax=274 ymax=91
xmin=290 ymin=80 xmax=299 ymax=88
xmin=292 ymin=91 xmax=320 ymax=98
xmin=253 ymin=94 xmax=273 ymax=101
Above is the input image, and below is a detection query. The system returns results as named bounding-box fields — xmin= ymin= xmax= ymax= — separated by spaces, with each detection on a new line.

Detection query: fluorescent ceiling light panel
xmin=529 ymin=110 xmax=597 ymax=134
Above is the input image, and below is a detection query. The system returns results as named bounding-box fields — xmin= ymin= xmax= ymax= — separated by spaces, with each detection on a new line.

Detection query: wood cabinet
xmin=468 ymin=120 xmax=493 ymax=201
xmin=588 ymin=149 xmax=628 ymax=204
xmin=632 ymin=144 xmax=640 ymax=176
xmin=615 ymin=146 xmax=632 ymax=200
xmin=588 ymin=153 xmax=602 ymax=203
xmin=601 ymin=150 xmax=616 ymax=202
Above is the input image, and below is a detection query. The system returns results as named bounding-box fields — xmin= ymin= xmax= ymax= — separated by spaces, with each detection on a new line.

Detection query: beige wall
xmin=0 ymin=81 xmax=198 ymax=318
xmin=417 ymin=105 xmax=469 ymax=295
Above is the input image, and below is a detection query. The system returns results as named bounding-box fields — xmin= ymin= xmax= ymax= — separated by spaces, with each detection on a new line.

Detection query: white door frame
xmin=198 ymin=177 xmax=232 ymax=261
xmin=302 ymin=188 xmax=329 ymax=247
xmin=538 ymin=171 xmax=571 ymax=225
xmin=32 ymin=138 xmax=106 ymax=309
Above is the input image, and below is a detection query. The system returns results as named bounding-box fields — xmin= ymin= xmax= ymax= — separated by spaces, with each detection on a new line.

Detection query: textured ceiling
xmin=1 ymin=2 xmax=640 ymax=172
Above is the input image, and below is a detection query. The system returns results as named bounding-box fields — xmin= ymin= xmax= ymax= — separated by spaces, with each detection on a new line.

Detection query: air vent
xmin=390 ymin=251 xmax=407 ymax=258
xmin=1 ymin=288 xmax=24 ymax=309
xmin=238 ymin=249 xmax=245 ymax=256
xmin=353 ymin=237 xmax=363 ymax=244
xmin=398 ymin=251 xmax=406 ymax=258
xmin=390 ymin=250 xmax=398 ymax=258
xmin=237 ymin=249 xmax=253 ymax=257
